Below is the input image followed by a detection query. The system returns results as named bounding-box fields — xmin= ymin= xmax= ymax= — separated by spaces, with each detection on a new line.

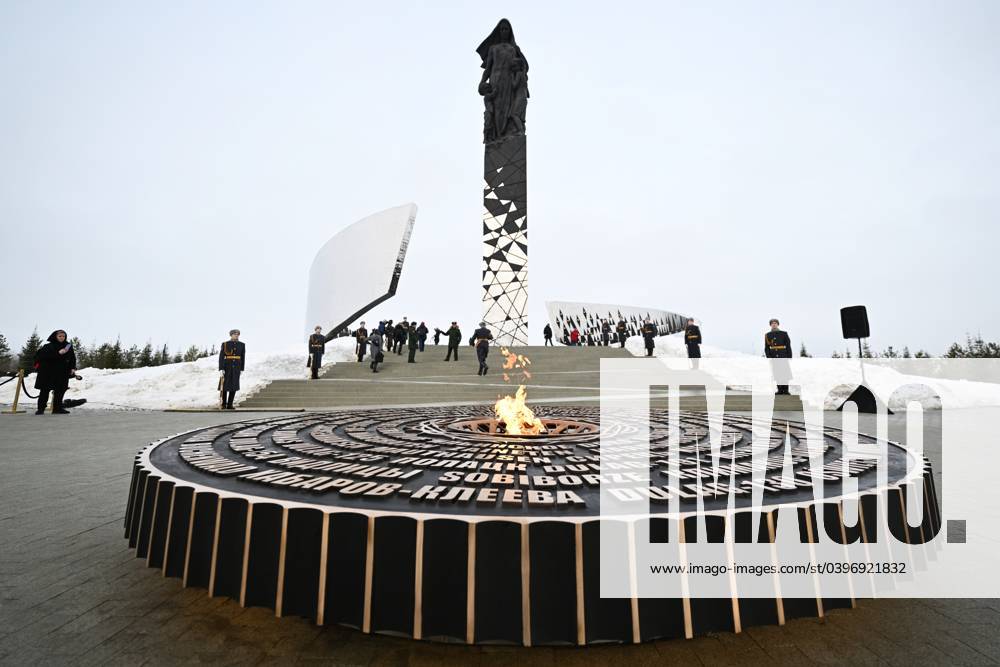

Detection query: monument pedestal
xmin=482 ymin=135 xmax=528 ymax=346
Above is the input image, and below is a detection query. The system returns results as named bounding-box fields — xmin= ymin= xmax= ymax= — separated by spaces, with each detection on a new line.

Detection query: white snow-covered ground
xmin=5 ymin=333 xmax=998 ymax=412
xmin=0 ymin=338 xmax=357 ymax=411
xmin=624 ymin=334 xmax=1000 ymax=410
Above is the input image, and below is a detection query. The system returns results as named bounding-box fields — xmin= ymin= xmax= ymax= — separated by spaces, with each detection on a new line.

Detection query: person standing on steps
xmin=473 ymin=322 xmax=493 ymax=376
xmin=394 ymin=319 xmax=408 ymax=355
xmin=616 ymin=318 xmax=628 ymax=347
xmin=601 ymin=319 xmax=611 ymax=347
xmin=764 ymin=318 xmax=793 ymax=395
xmin=354 ymin=322 xmax=368 ymax=363
xmin=218 ymin=329 xmax=246 ymax=409
xmin=543 ymin=323 xmax=553 ymax=346
xmin=417 ymin=322 xmax=428 ymax=352
xmin=684 ymin=318 xmax=702 ymax=369
xmin=33 ymin=329 xmax=77 ymax=414
xmin=641 ymin=319 xmax=657 ymax=357
xmin=407 ymin=323 xmax=419 ymax=363
xmin=308 ymin=326 xmax=326 ymax=379
xmin=368 ymin=329 xmax=383 ymax=373
xmin=444 ymin=322 xmax=462 ymax=361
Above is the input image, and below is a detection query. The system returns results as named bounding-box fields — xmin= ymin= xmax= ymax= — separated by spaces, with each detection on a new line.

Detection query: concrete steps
xmin=240 ymin=344 xmax=802 ymax=412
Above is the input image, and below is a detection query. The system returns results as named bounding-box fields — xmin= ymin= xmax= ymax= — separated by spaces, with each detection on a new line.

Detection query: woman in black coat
xmin=34 ymin=329 xmax=77 ymax=414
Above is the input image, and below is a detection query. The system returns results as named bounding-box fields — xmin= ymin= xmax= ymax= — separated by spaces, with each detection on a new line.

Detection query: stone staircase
xmin=239 ymin=343 xmax=803 ymax=412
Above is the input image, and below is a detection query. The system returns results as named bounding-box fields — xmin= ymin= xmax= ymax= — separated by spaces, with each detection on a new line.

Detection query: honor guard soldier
xmin=616 ymin=318 xmax=628 ymax=347
xmin=218 ymin=329 xmax=246 ymax=409
xmin=444 ymin=322 xmax=462 ymax=361
xmin=641 ymin=319 xmax=657 ymax=357
xmin=308 ymin=326 xmax=325 ymax=379
xmin=473 ymin=322 xmax=493 ymax=375
xmin=355 ymin=321 xmax=368 ymax=363
xmin=601 ymin=319 xmax=611 ymax=346
xmin=764 ymin=318 xmax=793 ymax=395
xmin=684 ymin=318 xmax=702 ymax=368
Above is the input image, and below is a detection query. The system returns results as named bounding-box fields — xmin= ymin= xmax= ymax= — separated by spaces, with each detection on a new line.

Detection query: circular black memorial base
xmin=123 ymin=406 xmax=940 ymax=645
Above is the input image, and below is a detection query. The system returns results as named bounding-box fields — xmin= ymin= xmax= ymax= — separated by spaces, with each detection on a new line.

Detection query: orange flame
xmin=494 ymin=348 xmax=545 ymax=435
xmin=494 ymin=385 xmax=545 ymax=435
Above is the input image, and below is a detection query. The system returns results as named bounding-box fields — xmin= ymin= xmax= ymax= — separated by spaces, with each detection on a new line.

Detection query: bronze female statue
xmin=477 ymin=19 xmax=529 ymax=144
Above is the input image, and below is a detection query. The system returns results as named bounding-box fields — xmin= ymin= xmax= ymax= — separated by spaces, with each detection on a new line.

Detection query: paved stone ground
xmin=1 ymin=410 xmax=998 ymax=665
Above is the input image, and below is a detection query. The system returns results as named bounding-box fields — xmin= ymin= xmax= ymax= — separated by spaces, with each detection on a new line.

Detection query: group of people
xmin=306 ymin=318 xmax=495 ymax=376
xmin=543 ymin=318 xmax=636 ymax=348
xmin=27 ymin=316 xmax=793 ymax=414
xmin=641 ymin=317 xmax=794 ymax=395
xmin=283 ymin=315 xmax=795 ymax=403
xmin=544 ymin=316 xmax=794 ymax=396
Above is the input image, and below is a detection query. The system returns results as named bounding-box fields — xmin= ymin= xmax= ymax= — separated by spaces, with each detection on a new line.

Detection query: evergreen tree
xmin=137 ymin=342 xmax=153 ymax=367
xmin=106 ymin=338 xmax=124 ymax=369
xmin=69 ymin=337 xmax=88 ymax=369
xmin=798 ymin=343 xmax=811 ymax=358
xmin=902 ymin=346 xmax=912 ymax=359
xmin=831 ymin=351 xmax=842 ymax=359
xmin=172 ymin=352 xmax=183 ymax=364
xmin=123 ymin=344 xmax=140 ymax=368
xmin=945 ymin=342 xmax=963 ymax=358
xmin=90 ymin=342 xmax=114 ymax=368
xmin=914 ymin=350 xmax=932 ymax=358
xmin=183 ymin=345 xmax=201 ymax=362
xmin=18 ymin=328 xmax=43 ymax=371
xmin=0 ymin=333 xmax=12 ymax=372
xmin=945 ymin=334 xmax=1000 ymax=358
xmin=861 ymin=342 xmax=874 ymax=359
xmin=882 ymin=346 xmax=899 ymax=358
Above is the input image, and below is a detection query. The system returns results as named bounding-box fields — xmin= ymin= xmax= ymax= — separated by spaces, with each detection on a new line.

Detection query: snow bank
xmin=0 ymin=338 xmax=357 ymax=411
xmin=624 ymin=334 xmax=1000 ymax=410
xmin=624 ymin=334 xmax=755 ymax=360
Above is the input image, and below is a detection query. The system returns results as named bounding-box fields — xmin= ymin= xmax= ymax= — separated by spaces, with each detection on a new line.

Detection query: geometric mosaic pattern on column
xmin=482 ymin=135 xmax=528 ymax=346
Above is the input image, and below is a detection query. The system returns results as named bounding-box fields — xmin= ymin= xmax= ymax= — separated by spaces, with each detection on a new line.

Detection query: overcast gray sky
xmin=2 ymin=1 xmax=997 ymax=357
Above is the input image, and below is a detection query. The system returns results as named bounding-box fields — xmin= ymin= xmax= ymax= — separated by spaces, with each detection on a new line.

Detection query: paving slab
xmin=0 ymin=409 xmax=992 ymax=665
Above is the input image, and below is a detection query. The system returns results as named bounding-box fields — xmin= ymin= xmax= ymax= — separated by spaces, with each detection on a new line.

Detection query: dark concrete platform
xmin=1 ymin=410 xmax=997 ymax=664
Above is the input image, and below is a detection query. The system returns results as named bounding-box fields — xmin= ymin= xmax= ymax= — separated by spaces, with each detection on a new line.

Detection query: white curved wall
xmin=545 ymin=300 xmax=688 ymax=345
xmin=305 ymin=203 xmax=417 ymax=337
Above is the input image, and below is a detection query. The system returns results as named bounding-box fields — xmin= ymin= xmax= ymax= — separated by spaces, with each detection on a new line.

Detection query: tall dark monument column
xmin=478 ymin=19 xmax=529 ymax=346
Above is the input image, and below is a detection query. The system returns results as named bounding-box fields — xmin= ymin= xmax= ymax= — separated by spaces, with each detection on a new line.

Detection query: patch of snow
xmin=0 ymin=338 xmax=357 ymax=411
xmin=624 ymin=334 xmax=1000 ymax=410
